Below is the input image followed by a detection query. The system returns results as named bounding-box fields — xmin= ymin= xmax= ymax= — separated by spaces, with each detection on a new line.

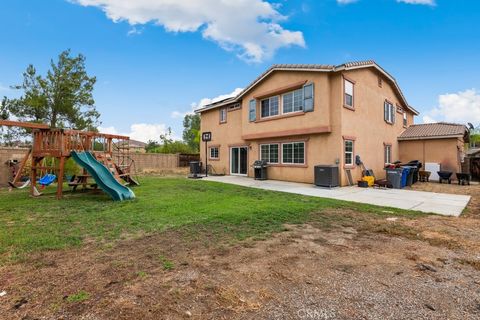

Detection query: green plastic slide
xmin=71 ymin=151 xmax=135 ymax=201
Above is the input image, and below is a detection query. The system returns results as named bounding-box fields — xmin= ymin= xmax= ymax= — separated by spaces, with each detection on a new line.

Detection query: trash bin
xmin=386 ymin=168 xmax=403 ymax=189
xmin=189 ymin=161 xmax=201 ymax=176
xmin=402 ymin=166 xmax=415 ymax=186
xmin=400 ymin=167 xmax=410 ymax=188
xmin=405 ymin=160 xmax=422 ymax=184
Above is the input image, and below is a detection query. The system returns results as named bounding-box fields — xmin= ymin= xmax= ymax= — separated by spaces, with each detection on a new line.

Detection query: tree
xmin=145 ymin=140 xmax=161 ymax=153
xmin=1 ymin=96 xmax=9 ymax=120
xmin=0 ymin=97 xmax=22 ymax=146
xmin=182 ymin=113 xmax=200 ymax=152
xmin=144 ymin=128 xmax=195 ymax=154
xmin=9 ymin=49 xmax=99 ymax=130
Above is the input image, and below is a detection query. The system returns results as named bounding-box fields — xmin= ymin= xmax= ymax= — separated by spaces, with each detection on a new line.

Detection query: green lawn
xmin=0 ymin=176 xmax=423 ymax=264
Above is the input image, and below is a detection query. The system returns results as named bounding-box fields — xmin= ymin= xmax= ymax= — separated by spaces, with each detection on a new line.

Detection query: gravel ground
xmin=1 ymin=209 xmax=480 ymax=320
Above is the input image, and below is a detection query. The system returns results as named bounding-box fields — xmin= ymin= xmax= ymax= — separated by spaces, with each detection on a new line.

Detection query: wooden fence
xmin=178 ymin=153 xmax=200 ymax=167
xmin=0 ymin=147 xmax=194 ymax=186
xmin=0 ymin=147 xmax=30 ymax=186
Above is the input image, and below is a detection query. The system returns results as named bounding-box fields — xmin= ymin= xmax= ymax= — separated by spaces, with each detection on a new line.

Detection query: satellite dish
xmin=467 ymin=122 xmax=474 ymax=130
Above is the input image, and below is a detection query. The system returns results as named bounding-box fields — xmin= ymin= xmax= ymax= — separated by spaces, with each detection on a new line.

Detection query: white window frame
xmin=384 ymin=101 xmax=395 ymax=124
xmin=209 ymin=147 xmax=219 ymax=159
xmin=281 ymin=142 xmax=305 ymax=164
xmin=248 ymin=99 xmax=256 ymax=122
xmin=384 ymin=145 xmax=392 ymax=164
xmin=344 ymin=140 xmax=354 ymax=166
xmin=344 ymin=79 xmax=354 ymax=108
xmin=219 ymin=108 xmax=227 ymax=123
xmin=260 ymin=96 xmax=279 ymax=118
xmin=282 ymin=88 xmax=304 ymax=114
xmin=403 ymin=112 xmax=407 ymax=127
xmin=260 ymin=143 xmax=279 ymax=164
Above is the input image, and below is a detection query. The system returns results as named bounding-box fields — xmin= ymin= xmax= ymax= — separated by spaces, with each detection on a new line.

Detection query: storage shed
xmin=398 ymin=122 xmax=469 ymax=173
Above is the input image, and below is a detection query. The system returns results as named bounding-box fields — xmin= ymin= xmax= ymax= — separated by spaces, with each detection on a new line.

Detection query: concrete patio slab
xmin=202 ymin=175 xmax=471 ymax=217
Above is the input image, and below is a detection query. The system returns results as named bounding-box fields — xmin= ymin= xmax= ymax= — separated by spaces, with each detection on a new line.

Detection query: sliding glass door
xmin=230 ymin=147 xmax=248 ymax=175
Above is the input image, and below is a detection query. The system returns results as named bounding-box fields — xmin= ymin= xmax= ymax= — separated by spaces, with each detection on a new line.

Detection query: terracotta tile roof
xmin=118 ymin=139 xmax=147 ymax=147
xmin=196 ymin=60 xmax=418 ymax=115
xmin=398 ymin=122 xmax=468 ymax=140
xmin=340 ymin=60 xmax=376 ymax=68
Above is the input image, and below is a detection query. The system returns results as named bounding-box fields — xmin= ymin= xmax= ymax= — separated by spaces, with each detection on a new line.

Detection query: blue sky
xmin=1 ymin=0 xmax=479 ymax=141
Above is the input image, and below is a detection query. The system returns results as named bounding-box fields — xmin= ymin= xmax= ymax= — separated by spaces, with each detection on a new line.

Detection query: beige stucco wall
xmin=241 ymin=71 xmax=332 ymax=137
xmin=399 ymin=138 xmax=463 ymax=173
xmin=339 ymin=68 xmax=414 ymax=184
xmin=200 ymin=105 xmax=244 ymax=175
xmin=200 ymin=67 xmax=415 ymax=185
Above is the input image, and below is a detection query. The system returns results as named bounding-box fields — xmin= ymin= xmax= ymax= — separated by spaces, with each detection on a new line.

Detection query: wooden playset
xmin=1 ymin=120 xmax=138 ymax=199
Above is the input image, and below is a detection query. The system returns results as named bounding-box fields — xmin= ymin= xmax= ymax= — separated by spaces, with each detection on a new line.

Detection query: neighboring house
xmin=196 ymin=61 xmax=419 ymax=186
xmin=398 ymin=123 xmax=469 ymax=173
xmin=118 ymin=139 xmax=147 ymax=153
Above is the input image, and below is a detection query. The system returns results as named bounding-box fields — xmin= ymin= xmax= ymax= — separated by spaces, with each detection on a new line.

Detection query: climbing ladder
xmin=93 ymin=152 xmax=122 ymax=182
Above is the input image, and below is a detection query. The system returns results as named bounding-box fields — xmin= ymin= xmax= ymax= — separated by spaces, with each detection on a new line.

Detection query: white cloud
xmin=71 ymin=0 xmax=305 ymax=62
xmin=99 ymin=122 xmax=174 ymax=142
xmin=127 ymin=26 xmax=144 ymax=36
xmin=422 ymin=115 xmax=436 ymax=124
xmin=337 ymin=0 xmax=358 ymax=4
xmin=397 ymin=0 xmax=435 ymax=5
xmin=422 ymin=89 xmax=480 ymax=126
xmin=170 ymin=87 xmax=243 ymax=119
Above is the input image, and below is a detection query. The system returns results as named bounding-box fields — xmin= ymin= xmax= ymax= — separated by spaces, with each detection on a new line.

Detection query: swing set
xmin=1 ymin=120 xmax=138 ymax=199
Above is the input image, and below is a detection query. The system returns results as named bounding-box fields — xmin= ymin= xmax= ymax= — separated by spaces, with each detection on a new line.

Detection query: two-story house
xmin=196 ymin=61 xmax=419 ymax=186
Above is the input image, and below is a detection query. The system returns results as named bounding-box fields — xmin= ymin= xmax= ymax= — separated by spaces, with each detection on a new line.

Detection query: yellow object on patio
xmin=362 ymin=176 xmax=374 ymax=187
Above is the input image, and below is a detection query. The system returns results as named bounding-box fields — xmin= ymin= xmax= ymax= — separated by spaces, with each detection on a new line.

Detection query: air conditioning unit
xmin=314 ymin=165 xmax=339 ymax=188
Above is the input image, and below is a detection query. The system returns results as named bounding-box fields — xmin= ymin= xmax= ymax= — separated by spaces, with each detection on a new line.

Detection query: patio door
xmin=230 ymin=147 xmax=248 ymax=175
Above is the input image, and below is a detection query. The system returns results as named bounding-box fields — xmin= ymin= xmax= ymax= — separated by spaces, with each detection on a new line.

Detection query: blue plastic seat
xmin=39 ymin=174 xmax=56 ymax=186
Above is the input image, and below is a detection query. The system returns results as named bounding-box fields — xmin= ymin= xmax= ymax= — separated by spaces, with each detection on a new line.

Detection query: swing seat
xmin=8 ymin=179 xmax=31 ymax=189
xmin=39 ymin=174 xmax=56 ymax=186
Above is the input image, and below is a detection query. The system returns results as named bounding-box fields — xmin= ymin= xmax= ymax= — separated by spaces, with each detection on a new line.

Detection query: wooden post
xmin=12 ymin=148 xmax=31 ymax=185
xmin=31 ymin=157 xmax=37 ymax=197
xmin=56 ymin=156 xmax=65 ymax=199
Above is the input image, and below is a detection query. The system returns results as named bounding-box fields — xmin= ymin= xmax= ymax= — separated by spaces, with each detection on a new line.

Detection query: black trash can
xmin=189 ymin=161 xmax=201 ymax=177
xmin=405 ymin=160 xmax=422 ymax=184
xmin=253 ymin=160 xmax=268 ymax=180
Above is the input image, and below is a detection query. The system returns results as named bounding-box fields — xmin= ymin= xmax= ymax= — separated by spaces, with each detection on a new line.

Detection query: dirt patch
xmin=1 ymin=210 xmax=479 ymax=319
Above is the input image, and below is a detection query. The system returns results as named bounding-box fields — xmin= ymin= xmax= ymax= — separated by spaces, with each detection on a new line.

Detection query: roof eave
xmin=398 ymin=134 xmax=464 ymax=141
xmin=195 ymin=99 xmax=237 ymax=114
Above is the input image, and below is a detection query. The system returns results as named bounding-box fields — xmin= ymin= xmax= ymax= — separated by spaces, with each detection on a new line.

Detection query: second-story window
xmin=403 ymin=112 xmax=407 ymax=127
xmin=282 ymin=88 xmax=303 ymax=113
xmin=344 ymin=79 xmax=354 ymax=108
xmin=261 ymin=96 xmax=279 ymax=118
xmin=249 ymin=99 xmax=256 ymax=122
xmin=219 ymin=108 xmax=227 ymax=123
xmin=384 ymin=101 xmax=395 ymax=124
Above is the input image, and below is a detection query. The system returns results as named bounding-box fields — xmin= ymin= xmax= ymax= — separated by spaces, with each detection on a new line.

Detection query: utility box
xmin=314 ymin=165 xmax=339 ymax=188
